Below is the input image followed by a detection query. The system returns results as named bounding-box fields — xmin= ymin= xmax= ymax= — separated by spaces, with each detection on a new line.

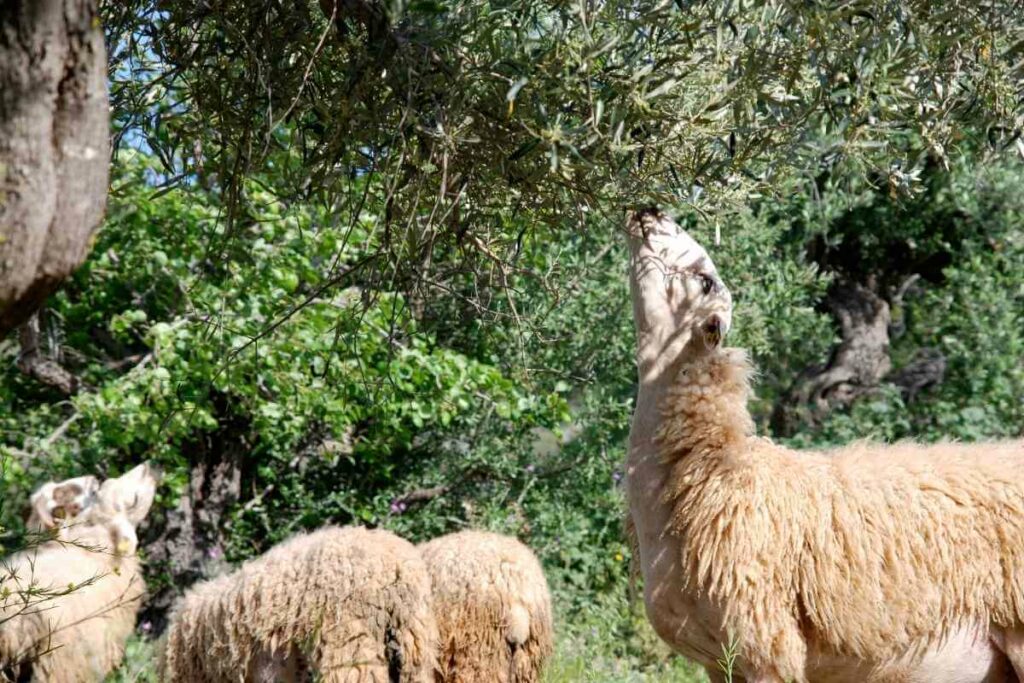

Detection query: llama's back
xmin=0 ymin=542 xmax=142 ymax=683
xmin=799 ymin=436 xmax=1024 ymax=655
xmin=162 ymin=526 xmax=438 ymax=683
xmin=683 ymin=429 xmax=1024 ymax=662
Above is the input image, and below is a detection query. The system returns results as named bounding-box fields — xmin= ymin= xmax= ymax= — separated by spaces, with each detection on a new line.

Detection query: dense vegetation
xmin=2 ymin=149 xmax=1021 ymax=680
xmin=2 ymin=0 xmax=1023 ymax=680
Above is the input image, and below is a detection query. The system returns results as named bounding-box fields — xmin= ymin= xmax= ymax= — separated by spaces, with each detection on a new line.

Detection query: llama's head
xmin=626 ymin=209 xmax=732 ymax=384
xmin=80 ymin=463 xmax=160 ymax=556
xmin=25 ymin=474 xmax=100 ymax=531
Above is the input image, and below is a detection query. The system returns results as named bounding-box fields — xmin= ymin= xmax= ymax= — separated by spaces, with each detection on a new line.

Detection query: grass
xmin=106 ymin=636 xmax=158 ymax=683
xmin=544 ymin=589 xmax=708 ymax=683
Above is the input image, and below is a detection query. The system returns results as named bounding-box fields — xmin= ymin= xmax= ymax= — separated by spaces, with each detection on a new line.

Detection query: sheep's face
xmin=627 ymin=210 xmax=732 ymax=361
xmin=85 ymin=463 xmax=160 ymax=556
xmin=25 ymin=475 xmax=100 ymax=531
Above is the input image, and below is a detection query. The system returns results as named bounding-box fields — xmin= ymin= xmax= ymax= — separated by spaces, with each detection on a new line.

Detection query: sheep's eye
xmin=699 ymin=273 xmax=715 ymax=294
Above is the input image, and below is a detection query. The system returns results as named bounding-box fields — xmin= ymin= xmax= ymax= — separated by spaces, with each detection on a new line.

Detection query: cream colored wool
xmin=161 ymin=526 xmax=439 ymax=683
xmin=0 ymin=466 xmax=154 ymax=683
xmin=657 ymin=346 xmax=1024 ymax=681
xmin=419 ymin=531 xmax=553 ymax=683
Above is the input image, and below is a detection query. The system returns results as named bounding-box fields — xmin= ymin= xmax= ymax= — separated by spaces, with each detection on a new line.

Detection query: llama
xmin=0 ymin=463 xmax=159 ymax=682
xmin=624 ymin=209 xmax=1024 ymax=682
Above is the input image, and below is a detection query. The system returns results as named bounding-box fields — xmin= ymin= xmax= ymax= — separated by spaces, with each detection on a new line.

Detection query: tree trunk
xmin=0 ymin=0 xmax=109 ymax=337
xmin=771 ymin=280 xmax=893 ymax=436
xmin=139 ymin=393 xmax=249 ymax=632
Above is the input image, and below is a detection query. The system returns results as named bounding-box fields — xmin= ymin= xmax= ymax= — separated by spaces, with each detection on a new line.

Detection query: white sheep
xmin=160 ymin=526 xmax=439 ymax=682
xmin=624 ymin=209 xmax=1024 ymax=682
xmin=419 ymin=530 xmax=553 ymax=683
xmin=0 ymin=463 xmax=159 ymax=682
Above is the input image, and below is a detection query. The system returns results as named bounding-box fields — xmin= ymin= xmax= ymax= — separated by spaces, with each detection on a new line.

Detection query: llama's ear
xmin=100 ymin=462 xmax=160 ymax=526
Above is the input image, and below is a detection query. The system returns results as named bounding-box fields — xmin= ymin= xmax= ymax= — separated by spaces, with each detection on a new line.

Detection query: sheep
xmin=623 ymin=209 xmax=1024 ymax=682
xmin=419 ymin=530 xmax=553 ymax=683
xmin=160 ymin=526 xmax=439 ymax=683
xmin=0 ymin=463 xmax=159 ymax=682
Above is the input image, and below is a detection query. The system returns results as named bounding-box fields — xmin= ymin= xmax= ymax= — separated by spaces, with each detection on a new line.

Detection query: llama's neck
xmin=655 ymin=347 xmax=755 ymax=464
xmin=623 ymin=346 xmax=755 ymax=652
xmin=635 ymin=325 xmax=698 ymax=389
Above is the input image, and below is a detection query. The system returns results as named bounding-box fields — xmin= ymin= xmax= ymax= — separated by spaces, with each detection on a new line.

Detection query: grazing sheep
xmin=624 ymin=209 xmax=1024 ymax=682
xmin=0 ymin=463 xmax=159 ymax=682
xmin=160 ymin=526 xmax=439 ymax=683
xmin=419 ymin=530 xmax=553 ymax=683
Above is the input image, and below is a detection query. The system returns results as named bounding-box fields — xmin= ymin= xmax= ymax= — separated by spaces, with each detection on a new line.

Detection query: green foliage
xmin=0 ymin=152 xmax=567 ymax=551
xmin=785 ymin=158 xmax=1024 ymax=447
xmin=103 ymin=0 xmax=1024 ymax=313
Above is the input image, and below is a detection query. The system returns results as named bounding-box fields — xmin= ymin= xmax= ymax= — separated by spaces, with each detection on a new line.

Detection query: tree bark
xmin=0 ymin=0 xmax=109 ymax=337
xmin=771 ymin=280 xmax=893 ymax=436
xmin=140 ymin=437 xmax=243 ymax=633
xmin=17 ymin=310 xmax=81 ymax=394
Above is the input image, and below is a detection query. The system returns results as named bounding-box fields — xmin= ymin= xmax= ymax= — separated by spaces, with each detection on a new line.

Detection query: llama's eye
xmin=699 ymin=273 xmax=715 ymax=294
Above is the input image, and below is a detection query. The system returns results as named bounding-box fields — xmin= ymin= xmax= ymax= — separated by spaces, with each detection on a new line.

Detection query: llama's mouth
xmin=702 ymin=316 xmax=724 ymax=348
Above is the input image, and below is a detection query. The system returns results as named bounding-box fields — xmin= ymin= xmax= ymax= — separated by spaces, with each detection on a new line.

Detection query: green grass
xmin=544 ymin=589 xmax=708 ymax=683
xmin=106 ymin=636 xmax=158 ymax=683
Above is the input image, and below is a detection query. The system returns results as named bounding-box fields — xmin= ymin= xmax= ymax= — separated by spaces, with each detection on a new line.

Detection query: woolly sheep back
xmin=419 ymin=530 xmax=553 ymax=683
xmin=160 ymin=526 xmax=438 ymax=683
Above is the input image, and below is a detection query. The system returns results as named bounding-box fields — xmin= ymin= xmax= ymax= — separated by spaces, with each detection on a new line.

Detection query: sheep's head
xmin=25 ymin=475 xmax=100 ymax=531
xmin=81 ymin=463 xmax=160 ymax=556
xmin=626 ymin=209 xmax=732 ymax=383
xmin=33 ymin=464 xmax=161 ymax=557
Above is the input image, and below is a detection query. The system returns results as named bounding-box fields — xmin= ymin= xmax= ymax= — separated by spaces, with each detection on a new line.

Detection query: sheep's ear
xmin=25 ymin=482 xmax=57 ymax=529
xmin=25 ymin=475 xmax=101 ymax=529
xmin=100 ymin=462 xmax=161 ymax=526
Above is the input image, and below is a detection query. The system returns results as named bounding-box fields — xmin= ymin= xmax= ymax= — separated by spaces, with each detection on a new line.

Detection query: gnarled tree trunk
xmin=0 ymin=0 xmax=109 ymax=337
xmin=771 ymin=280 xmax=893 ymax=436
